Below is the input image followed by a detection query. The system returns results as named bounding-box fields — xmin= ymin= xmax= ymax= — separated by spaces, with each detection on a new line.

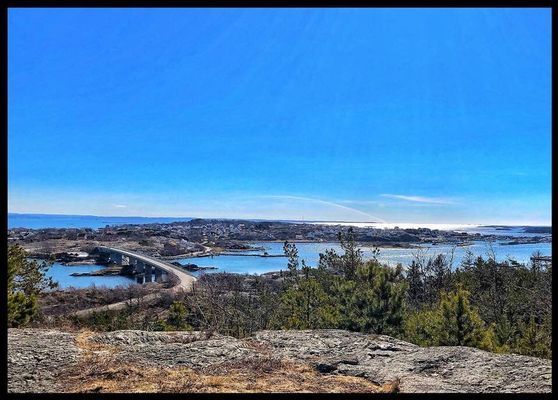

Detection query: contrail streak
xmin=259 ymin=195 xmax=387 ymax=223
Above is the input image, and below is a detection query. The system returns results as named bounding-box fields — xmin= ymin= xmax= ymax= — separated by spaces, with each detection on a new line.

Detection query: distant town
xmin=8 ymin=218 xmax=551 ymax=261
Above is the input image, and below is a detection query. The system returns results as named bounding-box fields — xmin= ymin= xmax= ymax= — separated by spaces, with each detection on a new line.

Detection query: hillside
xmin=8 ymin=328 xmax=551 ymax=393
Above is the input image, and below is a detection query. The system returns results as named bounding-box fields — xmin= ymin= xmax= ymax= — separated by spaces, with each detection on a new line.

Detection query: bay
xmin=178 ymin=240 xmax=552 ymax=276
xmin=45 ymin=262 xmax=136 ymax=290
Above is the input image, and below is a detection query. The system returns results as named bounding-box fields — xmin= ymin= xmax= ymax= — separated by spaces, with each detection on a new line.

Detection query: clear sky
xmin=8 ymin=8 xmax=551 ymax=225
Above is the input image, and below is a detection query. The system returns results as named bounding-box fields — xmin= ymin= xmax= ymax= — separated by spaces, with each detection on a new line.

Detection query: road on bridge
xmin=73 ymin=246 xmax=198 ymax=318
xmin=97 ymin=246 xmax=197 ymax=291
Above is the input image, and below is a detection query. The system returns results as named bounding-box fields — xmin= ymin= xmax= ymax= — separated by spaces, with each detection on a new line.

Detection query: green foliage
xmin=279 ymin=233 xmax=405 ymax=335
xmin=455 ymin=255 xmax=551 ymax=357
xmin=402 ymin=308 xmax=440 ymax=346
xmin=8 ymin=292 xmax=38 ymax=329
xmin=283 ymin=241 xmax=300 ymax=286
xmin=436 ymin=286 xmax=496 ymax=351
xmin=406 ymin=247 xmax=552 ymax=359
xmin=335 ymin=261 xmax=407 ymax=335
xmin=337 ymin=227 xmax=363 ymax=279
xmin=8 ymin=244 xmax=57 ymax=327
xmin=512 ymin=315 xmax=552 ymax=359
xmin=317 ymin=248 xmax=343 ymax=274
xmin=81 ymin=309 xmax=132 ymax=331
xmin=404 ymin=286 xmax=497 ymax=351
xmin=149 ymin=319 xmax=168 ymax=332
xmin=46 ymin=231 xmax=550 ymax=360
xmin=276 ymin=275 xmax=340 ymax=329
xmin=165 ymin=301 xmax=191 ymax=330
xmin=405 ymin=260 xmax=424 ymax=309
xmin=425 ymin=254 xmax=452 ymax=303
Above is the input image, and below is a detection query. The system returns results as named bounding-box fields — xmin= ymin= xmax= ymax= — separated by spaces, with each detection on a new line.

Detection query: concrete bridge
xmin=73 ymin=247 xmax=197 ymax=318
xmin=95 ymin=246 xmax=197 ymax=291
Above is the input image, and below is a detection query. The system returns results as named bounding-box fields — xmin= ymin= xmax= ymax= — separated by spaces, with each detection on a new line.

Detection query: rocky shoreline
xmin=69 ymin=266 xmax=124 ymax=277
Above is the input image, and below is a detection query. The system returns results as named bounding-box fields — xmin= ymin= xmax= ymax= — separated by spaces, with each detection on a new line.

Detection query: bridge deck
xmin=97 ymin=246 xmax=197 ymax=290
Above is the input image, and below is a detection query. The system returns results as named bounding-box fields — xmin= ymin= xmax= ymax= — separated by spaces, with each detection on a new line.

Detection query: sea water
xmin=8 ymin=213 xmax=192 ymax=229
xmin=178 ymin=240 xmax=552 ymax=276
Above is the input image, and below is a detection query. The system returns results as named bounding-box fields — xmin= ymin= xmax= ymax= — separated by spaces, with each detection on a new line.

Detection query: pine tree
xmin=406 ymin=260 xmax=424 ymax=309
xmin=404 ymin=286 xmax=496 ymax=352
xmin=338 ymin=228 xmax=363 ymax=279
xmin=278 ymin=275 xmax=339 ymax=329
xmin=336 ymin=260 xmax=407 ymax=335
xmin=515 ymin=316 xmax=552 ymax=359
xmin=437 ymin=286 xmax=495 ymax=351
xmin=166 ymin=301 xmax=190 ymax=330
xmin=283 ymin=241 xmax=300 ymax=286
xmin=423 ymin=254 xmax=451 ymax=304
xmin=8 ymin=245 xmax=57 ymax=327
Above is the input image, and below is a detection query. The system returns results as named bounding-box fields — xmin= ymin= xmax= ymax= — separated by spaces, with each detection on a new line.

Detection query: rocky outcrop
xmin=8 ymin=329 xmax=551 ymax=393
xmin=8 ymin=329 xmax=83 ymax=393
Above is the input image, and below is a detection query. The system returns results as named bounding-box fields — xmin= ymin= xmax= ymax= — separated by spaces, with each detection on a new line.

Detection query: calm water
xmin=43 ymin=240 xmax=552 ymax=287
xmin=9 ymin=213 xmax=192 ymax=229
xmin=45 ymin=262 xmax=136 ymax=289
xmin=15 ymin=214 xmax=551 ymax=284
xmin=178 ymin=241 xmax=552 ymax=276
xmin=43 ymin=238 xmax=552 ymax=288
xmin=44 ymin=262 xmax=171 ymax=289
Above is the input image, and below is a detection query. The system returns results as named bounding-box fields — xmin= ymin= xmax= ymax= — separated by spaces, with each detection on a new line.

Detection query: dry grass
xmin=63 ymin=359 xmax=397 ymax=393
xmin=62 ymin=332 xmax=398 ymax=393
xmin=75 ymin=330 xmax=121 ymax=354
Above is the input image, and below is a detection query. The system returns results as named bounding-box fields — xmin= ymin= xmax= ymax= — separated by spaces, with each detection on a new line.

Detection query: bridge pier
xmin=144 ymin=264 xmax=153 ymax=282
xmin=134 ymin=260 xmax=145 ymax=274
xmin=97 ymin=252 xmax=111 ymax=265
xmin=110 ymin=252 xmax=123 ymax=264
xmin=154 ymin=268 xmax=162 ymax=283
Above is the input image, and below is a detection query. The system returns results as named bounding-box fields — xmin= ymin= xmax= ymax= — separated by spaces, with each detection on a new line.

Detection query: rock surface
xmin=8 ymin=328 xmax=552 ymax=393
xmin=8 ymin=329 xmax=83 ymax=393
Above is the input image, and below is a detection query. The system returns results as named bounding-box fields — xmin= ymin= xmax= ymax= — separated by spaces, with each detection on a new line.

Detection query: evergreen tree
xmin=336 ymin=261 xmax=407 ymax=335
xmin=283 ymin=241 xmax=300 ymax=286
xmin=277 ymin=242 xmax=339 ymax=329
xmin=278 ymin=274 xmax=339 ymax=329
xmin=403 ymin=308 xmax=440 ymax=347
xmin=437 ymin=286 xmax=495 ymax=350
xmin=338 ymin=228 xmax=363 ymax=279
xmin=317 ymin=248 xmax=343 ymax=275
xmin=423 ymin=254 xmax=451 ymax=305
xmin=8 ymin=245 xmax=57 ymax=327
xmin=405 ymin=260 xmax=424 ymax=309
xmin=166 ymin=301 xmax=190 ymax=330
xmin=515 ymin=316 xmax=552 ymax=359
xmin=405 ymin=286 xmax=496 ymax=351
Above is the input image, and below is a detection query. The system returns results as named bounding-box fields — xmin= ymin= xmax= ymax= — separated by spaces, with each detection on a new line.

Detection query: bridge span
xmin=73 ymin=247 xmax=197 ymax=318
xmin=95 ymin=246 xmax=197 ymax=291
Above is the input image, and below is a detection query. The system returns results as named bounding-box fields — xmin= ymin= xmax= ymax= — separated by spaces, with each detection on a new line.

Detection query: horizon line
xmin=7 ymin=212 xmax=551 ymax=227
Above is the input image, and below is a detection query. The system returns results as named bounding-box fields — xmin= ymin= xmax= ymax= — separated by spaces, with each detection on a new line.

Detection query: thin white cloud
xmin=380 ymin=194 xmax=456 ymax=205
xmin=114 ymin=204 xmax=127 ymax=208
xmin=338 ymin=199 xmax=384 ymax=206
xmin=259 ymin=195 xmax=387 ymax=223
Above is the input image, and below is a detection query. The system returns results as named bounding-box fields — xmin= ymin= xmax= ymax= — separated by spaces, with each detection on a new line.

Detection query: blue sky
xmin=8 ymin=8 xmax=551 ymax=224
